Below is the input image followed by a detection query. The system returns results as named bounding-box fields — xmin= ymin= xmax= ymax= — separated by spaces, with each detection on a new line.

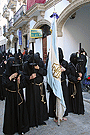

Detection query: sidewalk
xmin=83 ymin=92 xmax=90 ymax=103
xmin=0 ymin=92 xmax=90 ymax=135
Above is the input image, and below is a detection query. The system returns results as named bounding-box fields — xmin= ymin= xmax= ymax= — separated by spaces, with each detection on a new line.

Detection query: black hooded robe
xmin=46 ymin=52 xmax=56 ymax=118
xmin=67 ymin=53 xmax=84 ymax=115
xmin=58 ymin=47 xmax=70 ymax=117
xmin=2 ymin=57 xmax=29 ymax=134
xmin=47 ymin=48 xmax=70 ymax=118
xmin=23 ymin=54 xmax=48 ymax=127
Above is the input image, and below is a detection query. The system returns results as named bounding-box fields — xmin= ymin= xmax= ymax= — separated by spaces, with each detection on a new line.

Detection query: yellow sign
xmin=30 ymin=29 xmax=42 ymax=38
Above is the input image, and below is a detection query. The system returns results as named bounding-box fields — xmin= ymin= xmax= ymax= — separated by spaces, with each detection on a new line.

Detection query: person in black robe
xmin=58 ymin=47 xmax=70 ymax=120
xmin=22 ymin=50 xmax=28 ymax=63
xmin=47 ymin=48 xmax=69 ymax=122
xmin=2 ymin=57 xmax=29 ymax=135
xmin=23 ymin=53 xmax=48 ymax=128
xmin=36 ymin=52 xmax=44 ymax=67
xmin=46 ymin=51 xmax=56 ymax=120
xmin=76 ymin=48 xmax=87 ymax=78
xmin=0 ymin=53 xmax=6 ymax=100
xmin=67 ymin=53 xmax=84 ymax=115
xmin=27 ymin=50 xmax=33 ymax=60
xmin=17 ymin=49 xmax=23 ymax=71
xmin=77 ymin=48 xmax=87 ymax=91
xmin=7 ymin=49 xmax=13 ymax=59
xmin=2 ymin=51 xmax=6 ymax=61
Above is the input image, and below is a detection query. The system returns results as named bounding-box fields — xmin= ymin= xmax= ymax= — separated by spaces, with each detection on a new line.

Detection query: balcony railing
xmin=14 ymin=5 xmax=27 ymax=23
xmin=8 ymin=18 xmax=14 ymax=29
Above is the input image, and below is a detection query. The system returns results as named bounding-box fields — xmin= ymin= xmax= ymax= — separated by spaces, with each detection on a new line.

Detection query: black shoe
xmin=39 ymin=121 xmax=46 ymax=126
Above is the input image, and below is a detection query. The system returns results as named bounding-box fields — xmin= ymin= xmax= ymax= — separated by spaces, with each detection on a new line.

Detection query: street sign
xmin=30 ymin=29 xmax=42 ymax=38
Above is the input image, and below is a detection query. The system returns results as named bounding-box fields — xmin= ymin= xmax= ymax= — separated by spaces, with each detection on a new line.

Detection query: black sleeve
xmin=67 ymin=65 xmax=79 ymax=83
xmin=37 ymin=63 xmax=47 ymax=76
xmin=23 ymin=62 xmax=32 ymax=84
xmin=19 ymin=72 xmax=26 ymax=89
xmin=2 ymin=72 xmax=16 ymax=90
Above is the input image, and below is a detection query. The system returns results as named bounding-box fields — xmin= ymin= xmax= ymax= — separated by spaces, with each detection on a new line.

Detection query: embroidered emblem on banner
xmin=52 ymin=63 xmax=61 ymax=79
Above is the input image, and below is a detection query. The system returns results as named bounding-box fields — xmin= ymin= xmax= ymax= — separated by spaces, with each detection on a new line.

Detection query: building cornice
xmin=26 ymin=3 xmax=45 ymax=17
xmin=44 ymin=0 xmax=62 ymax=10
xmin=13 ymin=16 xmax=29 ymax=29
xmin=7 ymin=0 xmax=62 ymax=34
xmin=8 ymin=27 xmax=15 ymax=35
xmin=26 ymin=0 xmax=62 ymax=18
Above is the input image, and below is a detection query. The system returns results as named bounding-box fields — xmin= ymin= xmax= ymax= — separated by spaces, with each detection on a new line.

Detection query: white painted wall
xmin=62 ymin=5 xmax=90 ymax=74
xmin=35 ymin=38 xmax=43 ymax=58
xmin=44 ymin=0 xmax=69 ymax=23
xmin=45 ymin=0 xmax=70 ymax=54
xmin=45 ymin=1 xmax=90 ymax=75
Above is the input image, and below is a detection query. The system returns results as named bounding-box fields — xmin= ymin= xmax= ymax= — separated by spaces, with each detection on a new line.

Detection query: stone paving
xmin=83 ymin=92 xmax=90 ymax=103
xmin=0 ymin=92 xmax=90 ymax=135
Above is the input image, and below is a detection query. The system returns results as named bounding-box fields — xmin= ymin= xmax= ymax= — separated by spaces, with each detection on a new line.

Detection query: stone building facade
xmin=1 ymin=0 xmax=90 ymax=65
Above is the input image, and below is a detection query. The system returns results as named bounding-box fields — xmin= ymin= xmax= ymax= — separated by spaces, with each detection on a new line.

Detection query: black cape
xmin=2 ymin=57 xmax=29 ymax=134
xmin=23 ymin=55 xmax=48 ymax=127
xmin=58 ymin=47 xmax=69 ymax=117
xmin=67 ymin=53 xmax=84 ymax=114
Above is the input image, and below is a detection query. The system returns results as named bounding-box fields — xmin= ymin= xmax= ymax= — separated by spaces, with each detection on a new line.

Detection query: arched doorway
xmin=57 ymin=0 xmax=90 ymax=37
xmin=57 ymin=0 xmax=90 ymax=74
xmin=33 ymin=19 xmax=51 ymax=63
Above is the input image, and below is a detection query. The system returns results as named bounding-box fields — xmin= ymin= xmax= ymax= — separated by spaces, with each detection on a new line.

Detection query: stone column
xmin=7 ymin=38 xmax=11 ymax=50
xmin=12 ymin=30 xmax=18 ymax=47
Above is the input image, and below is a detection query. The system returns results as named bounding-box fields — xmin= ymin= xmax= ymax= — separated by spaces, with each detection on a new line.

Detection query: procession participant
xmin=80 ymin=48 xmax=87 ymax=76
xmin=23 ymin=53 xmax=48 ymax=128
xmin=17 ymin=49 xmax=23 ymax=58
xmin=46 ymin=49 xmax=67 ymax=122
xmin=2 ymin=57 xmax=29 ymax=135
xmin=22 ymin=50 xmax=28 ymax=63
xmin=17 ymin=49 xmax=23 ymax=71
xmin=67 ymin=53 xmax=84 ymax=115
xmin=46 ymin=51 xmax=56 ymax=120
xmin=36 ymin=52 xmax=44 ymax=67
xmin=7 ymin=49 xmax=13 ymax=59
xmin=22 ymin=48 xmax=26 ymax=56
xmin=78 ymin=48 xmax=87 ymax=91
xmin=2 ymin=51 xmax=6 ymax=61
xmin=7 ymin=49 xmax=10 ymax=59
xmin=58 ymin=47 xmax=70 ymax=120
xmin=76 ymin=48 xmax=87 ymax=79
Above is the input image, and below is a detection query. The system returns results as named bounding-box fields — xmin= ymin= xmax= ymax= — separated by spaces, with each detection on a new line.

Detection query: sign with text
xmin=30 ymin=29 xmax=42 ymax=38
